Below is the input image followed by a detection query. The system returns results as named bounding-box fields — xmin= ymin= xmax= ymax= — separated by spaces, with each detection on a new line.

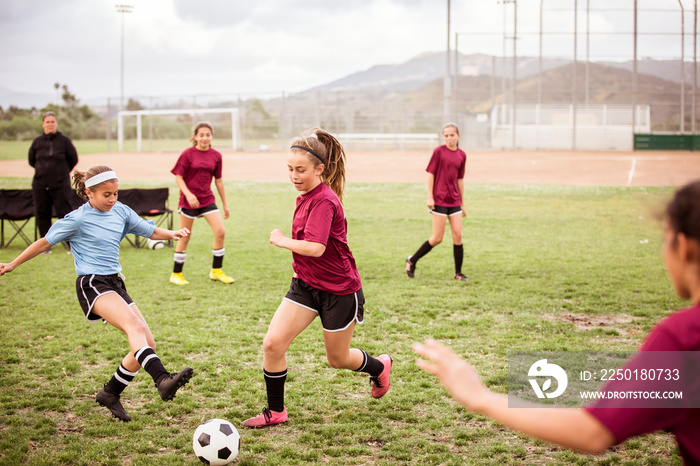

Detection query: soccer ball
xmin=192 ymin=419 xmax=240 ymax=465
xmin=146 ymin=238 xmax=165 ymax=250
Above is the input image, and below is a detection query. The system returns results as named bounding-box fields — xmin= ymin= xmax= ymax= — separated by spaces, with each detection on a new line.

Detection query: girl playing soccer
xmin=170 ymin=122 xmax=234 ymax=285
xmin=413 ymin=179 xmax=700 ymax=463
xmin=242 ymin=129 xmax=393 ymax=428
xmin=0 ymin=165 xmax=194 ymax=422
xmin=406 ymin=123 xmax=469 ymax=282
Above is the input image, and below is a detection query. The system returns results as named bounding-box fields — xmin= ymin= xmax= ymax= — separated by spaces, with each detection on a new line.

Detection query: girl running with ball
xmin=170 ymin=122 xmax=234 ymax=285
xmin=242 ymin=129 xmax=393 ymax=428
xmin=406 ymin=123 xmax=469 ymax=282
xmin=0 ymin=166 xmax=194 ymax=422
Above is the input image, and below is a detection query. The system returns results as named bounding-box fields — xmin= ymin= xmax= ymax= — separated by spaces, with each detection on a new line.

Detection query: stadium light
xmin=116 ymin=4 xmax=133 ymax=111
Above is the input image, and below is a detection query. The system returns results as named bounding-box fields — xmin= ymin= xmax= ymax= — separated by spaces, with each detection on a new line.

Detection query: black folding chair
xmin=0 ymin=189 xmax=36 ymax=248
xmin=117 ymin=188 xmax=174 ymax=248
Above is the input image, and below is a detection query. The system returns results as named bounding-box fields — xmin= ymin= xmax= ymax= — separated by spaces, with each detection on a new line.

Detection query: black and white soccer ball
xmin=146 ymin=238 xmax=165 ymax=250
xmin=192 ymin=419 xmax=240 ymax=465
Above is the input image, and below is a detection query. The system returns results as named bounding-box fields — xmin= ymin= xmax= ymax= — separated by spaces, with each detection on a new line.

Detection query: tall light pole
xmin=444 ymin=0 xmax=452 ymax=122
xmin=116 ymin=4 xmax=133 ymax=111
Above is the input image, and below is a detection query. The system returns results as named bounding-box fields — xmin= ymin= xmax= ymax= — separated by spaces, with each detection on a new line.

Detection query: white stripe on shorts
xmin=324 ymin=292 xmax=363 ymax=333
xmin=283 ymin=297 xmax=318 ymax=314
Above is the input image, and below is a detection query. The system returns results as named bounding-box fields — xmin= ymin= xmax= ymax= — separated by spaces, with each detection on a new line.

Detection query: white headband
xmin=85 ymin=171 xmax=118 ymax=188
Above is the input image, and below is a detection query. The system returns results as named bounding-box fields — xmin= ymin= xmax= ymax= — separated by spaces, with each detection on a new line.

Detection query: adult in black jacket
xmin=28 ymin=111 xmax=79 ymax=240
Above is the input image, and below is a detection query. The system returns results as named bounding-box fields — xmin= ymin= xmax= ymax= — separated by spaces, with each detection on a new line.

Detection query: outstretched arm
xmin=0 ymin=238 xmax=52 ymax=276
xmin=413 ymin=339 xmax=615 ymax=454
xmin=269 ymin=229 xmax=325 ymax=257
xmin=149 ymin=227 xmax=190 ymax=242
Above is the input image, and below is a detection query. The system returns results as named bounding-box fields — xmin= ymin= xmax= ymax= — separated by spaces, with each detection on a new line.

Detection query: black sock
xmin=173 ymin=252 xmax=186 ymax=273
xmin=411 ymin=240 xmax=434 ymax=264
xmin=453 ymin=244 xmax=464 ymax=274
xmin=135 ymin=346 xmax=168 ymax=385
xmin=212 ymin=248 xmax=224 ymax=269
xmin=264 ymin=369 xmax=287 ymax=412
xmin=353 ymin=350 xmax=385 ymax=378
xmin=105 ymin=364 xmax=138 ymax=396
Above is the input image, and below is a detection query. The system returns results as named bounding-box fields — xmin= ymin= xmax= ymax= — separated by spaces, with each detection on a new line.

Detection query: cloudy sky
xmin=0 ymin=0 xmax=691 ymax=106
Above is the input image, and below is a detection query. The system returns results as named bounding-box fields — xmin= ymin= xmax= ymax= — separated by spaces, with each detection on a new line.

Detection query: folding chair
xmin=117 ymin=188 xmax=174 ymax=248
xmin=0 ymin=189 xmax=36 ymax=248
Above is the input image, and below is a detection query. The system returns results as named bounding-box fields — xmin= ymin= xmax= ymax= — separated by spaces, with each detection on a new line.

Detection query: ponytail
xmin=72 ymin=165 xmax=115 ymax=201
xmin=290 ymin=128 xmax=347 ymax=203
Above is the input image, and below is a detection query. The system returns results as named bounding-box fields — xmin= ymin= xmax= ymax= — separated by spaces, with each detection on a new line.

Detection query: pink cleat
xmin=370 ymin=354 xmax=393 ymax=398
xmin=242 ymin=407 xmax=288 ymax=428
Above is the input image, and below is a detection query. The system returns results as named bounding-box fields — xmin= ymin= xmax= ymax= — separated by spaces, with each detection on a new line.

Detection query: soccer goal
xmin=116 ymin=108 xmax=242 ymax=152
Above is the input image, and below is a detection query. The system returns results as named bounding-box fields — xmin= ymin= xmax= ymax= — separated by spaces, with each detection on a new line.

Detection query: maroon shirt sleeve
xmin=213 ymin=151 xmax=223 ymax=179
xmin=426 ymin=148 xmax=440 ymax=175
xmin=302 ymin=198 xmax=334 ymax=246
xmin=171 ymin=149 xmax=190 ymax=177
xmin=583 ymin=314 xmax=693 ymax=445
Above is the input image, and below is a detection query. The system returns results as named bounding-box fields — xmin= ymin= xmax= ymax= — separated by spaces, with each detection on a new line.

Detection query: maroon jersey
xmin=426 ymin=145 xmax=466 ymax=207
xmin=171 ymin=146 xmax=223 ymax=209
xmin=291 ymin=183 xmax=361 ymax=295
xmin=584 ymin=303 xmax=700 ymax=464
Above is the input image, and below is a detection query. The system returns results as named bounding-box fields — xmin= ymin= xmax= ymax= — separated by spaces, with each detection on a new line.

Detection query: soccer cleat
xmin=370 ymin=354 xmax=393 ymax=399
xmin=96 ymin=385 xmax=131 ymax=422
xmin=405 ymin=256 xmax=416 ymax=278
xmin=454 ymin=273 xmax=469 ymax=282
xmin=210 ymin=268 xmax=235 ymax=284
xmin=242 ymin=407 xmax=288 ymax=428
xmin=169 ymin=272 xmax=189 ymax=285
xmin=156 ymin=367 xmax=193 ymax=401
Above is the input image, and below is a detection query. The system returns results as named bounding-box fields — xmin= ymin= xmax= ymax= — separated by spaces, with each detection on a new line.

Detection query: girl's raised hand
xmin=413 ymin=338 xmax=489 ymax=412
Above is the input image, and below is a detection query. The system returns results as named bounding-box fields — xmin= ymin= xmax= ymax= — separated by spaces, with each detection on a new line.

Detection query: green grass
xmin=0 ymin=180 xmax=686 ymax=465
xmin=0 ymin=139 xmax=193 ymax=161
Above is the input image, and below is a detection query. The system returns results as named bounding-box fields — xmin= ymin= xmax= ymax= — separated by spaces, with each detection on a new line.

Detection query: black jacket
xmin=28 ymin=131 xmax=78 ymax=188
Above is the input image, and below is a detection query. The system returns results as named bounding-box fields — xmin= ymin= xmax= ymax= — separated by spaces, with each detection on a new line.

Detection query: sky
xmin=0 ymin=0 xmax=693 ymax=107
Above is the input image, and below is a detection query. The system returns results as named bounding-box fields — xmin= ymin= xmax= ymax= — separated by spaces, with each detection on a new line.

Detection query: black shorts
xmin=284 ymin=277 xmax=365 ymax=332
xmin=178 ymin=202 xmax=218 ymax=219
xmin=430 ymin=205 xmax=462 ymax=216
xmin=76 ymin=274 xmax=133 ymax=322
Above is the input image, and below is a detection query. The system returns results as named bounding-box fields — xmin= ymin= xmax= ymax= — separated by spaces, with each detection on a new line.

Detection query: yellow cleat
xmin=210 ymin=268 xmax=235 ymax=284
xmin=170 ymin=272 xmax=189 ymax=285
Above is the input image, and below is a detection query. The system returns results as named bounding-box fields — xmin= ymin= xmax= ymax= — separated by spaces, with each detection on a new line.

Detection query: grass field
xmin=0 ymin=178 xmax=686 ymax=465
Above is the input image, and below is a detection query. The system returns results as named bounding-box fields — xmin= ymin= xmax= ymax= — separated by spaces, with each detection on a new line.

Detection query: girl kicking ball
xmin=414 ymin=180 xmax=700 ymax=464
xmin=406 ymin=123 xmax=468 ymax=282
xmin=170 ymin=122 xmax=234 ymax=285
xmin=242 ymin=129 xmax=393 ymax=428
xmin=0 ymin=165 xmax=194 ymax=422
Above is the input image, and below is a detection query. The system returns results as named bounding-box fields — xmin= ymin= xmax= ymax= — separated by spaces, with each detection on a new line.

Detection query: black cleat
xmin=454 ymin=273 xmax=469 ymax=282
xmin=96 ymin=386 xmax=131 ymax=422
xmin=156 ymin=367 xmax=193 ymax=401
xmin=405 ymin=256 xmax=416 ymax=278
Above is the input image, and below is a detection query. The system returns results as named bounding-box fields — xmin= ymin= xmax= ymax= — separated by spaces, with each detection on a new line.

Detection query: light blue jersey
xmin=45 ymin=201 xmax=156 ymax=276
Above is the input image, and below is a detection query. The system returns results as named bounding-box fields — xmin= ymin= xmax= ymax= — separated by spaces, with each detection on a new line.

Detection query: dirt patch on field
xmin=543 ymin=312 xmax=641 ymax=333
xmin=2 ymin=149 xmax=700 ymax=186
